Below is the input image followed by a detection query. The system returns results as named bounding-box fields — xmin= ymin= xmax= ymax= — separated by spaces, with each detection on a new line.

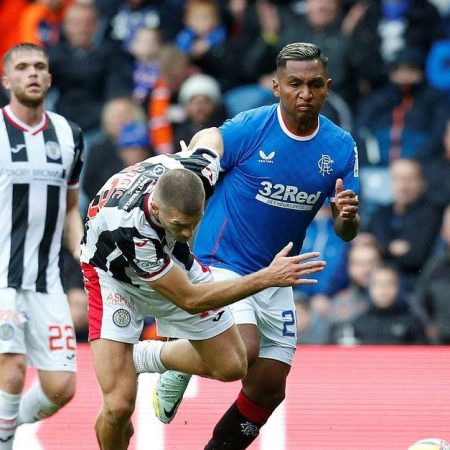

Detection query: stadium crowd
xmin=2 ymin=0 xmax=449 ymax=346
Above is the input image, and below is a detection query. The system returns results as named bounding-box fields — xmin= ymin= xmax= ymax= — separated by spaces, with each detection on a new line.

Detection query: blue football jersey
xmin=194 ymin=104 xmax=359 ymax=275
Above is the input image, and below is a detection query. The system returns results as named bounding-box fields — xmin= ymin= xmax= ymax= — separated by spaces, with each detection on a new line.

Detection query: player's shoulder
xmin=319 ymin=114 xmax=354 ymax=144
xmin=46 ymin=111 xmax=83 ymax=137
xmin=223 ymin=103 xmax=277 ymax=128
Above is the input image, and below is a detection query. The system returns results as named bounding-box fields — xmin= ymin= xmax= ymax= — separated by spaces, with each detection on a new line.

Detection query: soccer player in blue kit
xmin=153 ymin=42 xmax=360 ymax=449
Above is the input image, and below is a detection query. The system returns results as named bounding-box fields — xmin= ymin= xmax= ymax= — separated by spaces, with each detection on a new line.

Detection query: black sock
xmin=204 ymin=401 xmax=261 ymax=450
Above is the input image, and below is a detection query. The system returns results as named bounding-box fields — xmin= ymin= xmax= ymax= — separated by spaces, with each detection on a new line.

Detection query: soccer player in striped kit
xmin=0 ymin=43 xmax=84 ymax=448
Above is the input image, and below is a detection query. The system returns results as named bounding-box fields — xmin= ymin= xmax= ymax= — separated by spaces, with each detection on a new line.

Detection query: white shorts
xmin=0 ymin=288 xmax=77 ymax=372
xmin=82 ymin=262 xmax=234 ymax=344
xmin=210 ymin=267 xmax=297 ymax=365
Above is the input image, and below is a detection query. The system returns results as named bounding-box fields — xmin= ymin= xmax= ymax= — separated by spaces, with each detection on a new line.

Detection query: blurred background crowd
xmin=1 ymin=0 xmax=449 ymax=346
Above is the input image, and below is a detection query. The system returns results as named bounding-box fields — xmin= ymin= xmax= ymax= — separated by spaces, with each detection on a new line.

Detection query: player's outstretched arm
xmin=148 ymin=242 xmax=325 ymax=314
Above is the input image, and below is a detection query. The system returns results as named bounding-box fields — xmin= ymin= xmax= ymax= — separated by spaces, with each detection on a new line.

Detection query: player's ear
xmin=1 ymin=75 xmax=10 ymax=90
xmin=151 ymin=200 xmax=159 ymax=216
xmin=273 ymin=78 xmax=280 ymax=98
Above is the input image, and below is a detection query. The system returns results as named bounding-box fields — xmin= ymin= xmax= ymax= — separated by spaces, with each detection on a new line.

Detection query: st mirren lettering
xmin=256 ymin=181 xmax=321 ymax=211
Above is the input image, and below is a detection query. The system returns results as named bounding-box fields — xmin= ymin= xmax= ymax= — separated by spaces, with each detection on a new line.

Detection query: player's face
xmin=157 ymin=206 xmax=203 ymax=243
xmin=2 ymin=49 xmax=51 ymax=107
xmin=273 ymin=59 xmax=331 ymax=130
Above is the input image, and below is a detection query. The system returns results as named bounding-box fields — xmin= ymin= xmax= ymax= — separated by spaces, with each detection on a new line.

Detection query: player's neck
xmin=280 ymin=109 xmax=318 ymax=136
xmin=8 ymin=98 xmax=45 ymax=127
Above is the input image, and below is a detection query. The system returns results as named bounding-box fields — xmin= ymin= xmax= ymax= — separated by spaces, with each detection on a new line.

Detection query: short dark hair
xmin=276 ymin=42 xmax=328 ymax=69
xmin=3 ymin=43 xmax=48 ymax=72
xmin=154 ymin=168 xmax=205 ymax=216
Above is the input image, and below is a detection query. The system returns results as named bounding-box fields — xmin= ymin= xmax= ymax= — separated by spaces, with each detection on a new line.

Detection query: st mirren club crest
xmin=45 ymin=141 xmax=61 ymax=160
xmin=112 ymin=309 xmax=131 ymax=327
xmin=0 ymin=323 xmax=14 ymax=341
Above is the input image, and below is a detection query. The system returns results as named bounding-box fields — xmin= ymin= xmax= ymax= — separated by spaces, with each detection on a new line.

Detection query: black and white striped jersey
xmin=0 ymin=106 xmax=84 ymax=293
xmin=80 ymin=148 xmax=220 ymax=290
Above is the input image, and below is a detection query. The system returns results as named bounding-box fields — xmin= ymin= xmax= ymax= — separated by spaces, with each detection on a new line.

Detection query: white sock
xmin=0 ymin=389 xmax=20 ymax=450
xmin=133 ymin=340 xmax=167 ymax=374
xmin=17 ymin=384 xmax=59 ymax=425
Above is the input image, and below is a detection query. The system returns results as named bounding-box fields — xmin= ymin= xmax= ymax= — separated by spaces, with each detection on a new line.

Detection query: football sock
xmin=133 ymin=340 xmax=166 ymax=374
xmin=18 ymin=383 xmax=59 ymax=425
xmin=0 ymin=389 xmax=20 ymax=450
xmin=204 ymin=390 xmax=273 ymax=450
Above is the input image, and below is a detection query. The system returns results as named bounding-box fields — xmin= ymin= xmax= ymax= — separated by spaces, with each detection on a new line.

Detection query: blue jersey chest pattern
xmin=194 ymin=104 xmax=359 ymax=275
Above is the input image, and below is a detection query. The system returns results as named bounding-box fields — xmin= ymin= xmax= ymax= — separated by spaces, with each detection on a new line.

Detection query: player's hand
xmin=334 ymin=178 xmax=359 ymax=222
xmin=267 ymin=242 xmax=326 ymax=287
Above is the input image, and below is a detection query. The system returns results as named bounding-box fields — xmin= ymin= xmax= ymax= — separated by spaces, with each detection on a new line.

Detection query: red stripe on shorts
xmin=81 ymin=263 xmax=103 ymax=341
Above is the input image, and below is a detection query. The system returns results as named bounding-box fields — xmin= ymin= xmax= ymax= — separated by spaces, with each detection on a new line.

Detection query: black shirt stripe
xmin=8 ymin=184 xmax=29 ymax=287
xmin=36 ymin=185 xmax=61 ymax=293
xmin=5 ymin=119 xmax=28 ymax=162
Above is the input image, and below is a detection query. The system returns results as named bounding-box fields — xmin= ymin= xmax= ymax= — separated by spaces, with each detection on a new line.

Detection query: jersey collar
xmin=276 ymin=104 xmax=320 ymax=141
xmin=144 ymin=191 xmax=164 ymax=230
xmin=3 ymin=105 xmax=48 ymax=135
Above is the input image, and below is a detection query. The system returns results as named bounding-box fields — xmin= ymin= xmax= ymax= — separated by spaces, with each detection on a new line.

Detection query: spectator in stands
xmin=47 ymin=2 xmax=133 ymax=144
xmin=350 ymin=0 xmax=445 ymax=66
xmin=422 ymin=116 xmax=450 ymax=210
xmin=409 ymin=204 xmax=450 ymax=344
xmin=281 ymin=0 xmax=385 ymax=110
xmin=109 ymin=0 xmax=184 ymax=46
xmin=221 ymin=0 xmax=299 ymax=115
xmin=295 ymin=298 xmax=328 ymax=345
xmin=355 ymin=47 xmax=450 ymax=167
xmin=353 ymin=265 xmax=427 ymax=344
xmin=147 ymin=45 xmax=198 ymax=155
xmin=18 ymin=0 xmax=73 ymax=48
xmin=175 ymin=0 xmax=227 ymax=75
xmin=81 ymin=97 xmax=147 ymax=208
xmin=426 ymin=38 xmax=450 ymax=95
xmin=327 ymin=242 xmax=383 ymax=345
xmin=212 ymin=0 xmax=261 ymax=92
xmin=116 ymin=121 xmax=151 ymax=167
xmin=294 ymin=204 xmax=351 ymax=315
xmin=363 ymin=158 xmax=443 ymax=294
xmin=174 ymin=73 xmax=227 ymax=145
xmin=128 ymin=26 xmax=162 ymax=108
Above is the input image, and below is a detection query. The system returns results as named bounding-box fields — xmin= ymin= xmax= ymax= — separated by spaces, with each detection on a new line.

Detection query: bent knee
xmin=43 ymin=373 xmax=76 ymax=407
xmin=212 ymin=355 xmax=247 ymax=382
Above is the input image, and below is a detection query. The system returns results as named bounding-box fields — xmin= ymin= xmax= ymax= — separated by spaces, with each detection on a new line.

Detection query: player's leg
xmin=205 ymin=355 xmax=291 ymax=450
xmin=150 ymin=324 xmax=246 ymax=424
xmin=204 ymin=286 xmax=297 ymax=450
xmin=147 ymin=266 xmax=251 ymax=423
xmin=82 ymin=264 xmax=147 ymax=449
xmin=91 ymin=339 xmax=137 ymax=450
xmin=18 ymin=291 xmax=77 ymax=426
xmin=0 ymin=289 xmax=29 ymax=449
xmin=0 ymin=354 xmax=26 ymax=450
xmin=160 ymin=324 xmax=246 ymax=381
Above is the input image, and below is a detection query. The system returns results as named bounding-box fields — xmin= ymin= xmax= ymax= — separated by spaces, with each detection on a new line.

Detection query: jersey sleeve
xmin=173 ymin=147 xmax=220 ymax=199
xmin=67 ymin=121 xmax=84 ymax=190
xmin=124 ymin=236 xmax=174 ymax=282
xmin=330 ymin=138 xmax=360 ymax=201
